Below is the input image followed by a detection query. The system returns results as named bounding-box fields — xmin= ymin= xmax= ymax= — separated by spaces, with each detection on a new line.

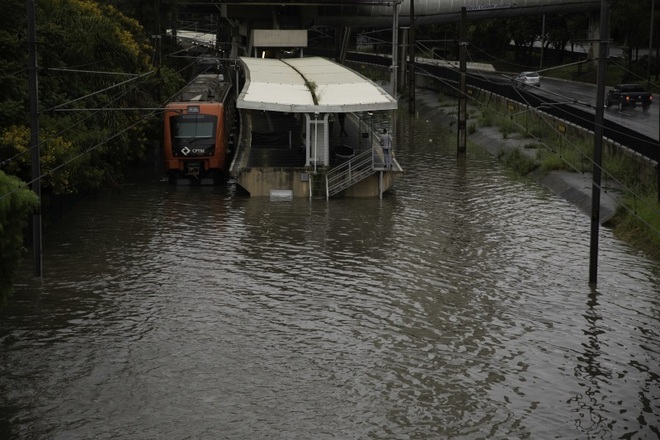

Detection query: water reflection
xmin=1 ymin=104 xmax=659 ymax=439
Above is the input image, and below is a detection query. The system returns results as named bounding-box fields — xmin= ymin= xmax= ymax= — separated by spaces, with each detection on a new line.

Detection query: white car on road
xmin=513 ymin=71 xmax=541 ymax=87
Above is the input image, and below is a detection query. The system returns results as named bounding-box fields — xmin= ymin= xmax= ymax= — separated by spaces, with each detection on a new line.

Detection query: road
xmin=515 ymin=77 xmax=659 ymax=142
xmin=344 ymin=51 xmax=658 ymax=156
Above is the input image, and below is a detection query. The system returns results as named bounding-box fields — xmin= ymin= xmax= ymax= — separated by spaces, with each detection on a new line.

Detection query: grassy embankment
xmin=356 ymin=50 xmax=659 ymax=260
xmin=469 ymin=95 xmax=660 ymax=262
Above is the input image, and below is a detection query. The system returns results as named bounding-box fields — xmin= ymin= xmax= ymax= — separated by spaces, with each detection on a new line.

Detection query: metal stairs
xmin=324 ymin=149 xmax=376 ymax=198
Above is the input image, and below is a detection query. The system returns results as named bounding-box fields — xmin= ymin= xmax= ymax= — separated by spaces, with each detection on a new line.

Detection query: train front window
xmin=172 ymin=114 xmax=217 ymax=140
xmin=170 ymin=114 xmax=218 ymax=157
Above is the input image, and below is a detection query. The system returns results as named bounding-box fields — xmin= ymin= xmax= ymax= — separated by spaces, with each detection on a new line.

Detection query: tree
xmin=544 ymin=13 xmax=589 ymax=63
xmin=0 ymin=171 xmax=39 ymax=305
xmin=469 ymin=19 xmax=510 ymax=58
xmin=507 ymin=16 xmax=543 ymax=65
xmin=0 ymin=0 xmax=183 ymax=197
xmin=610 ymin=0 xmax=652 ymax=65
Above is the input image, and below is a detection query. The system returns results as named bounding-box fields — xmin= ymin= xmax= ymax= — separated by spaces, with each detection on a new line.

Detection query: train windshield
xmin=169 ymin=114 xmax=218 ymax=157
xmin=172 ymin=114 xmax=217 ymax=139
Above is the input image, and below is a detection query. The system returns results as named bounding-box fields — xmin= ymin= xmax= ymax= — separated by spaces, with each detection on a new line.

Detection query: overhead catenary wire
xmin=1 ymin=45 xmax=214 ymax=201
xmin=408 ymin=43 xmax=659 ymax=236
xmin=46 ymin=70 xmax=154 ymax=113
xmin=0 ymin=110 xmax=159 ymax=203
xmin=1 ymin=39 xmax=204 ymax=171
xmin=1 ymin=72 xmax=153 ymax=169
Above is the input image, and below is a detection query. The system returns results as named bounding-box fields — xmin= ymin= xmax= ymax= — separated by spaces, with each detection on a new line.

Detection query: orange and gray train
xmin=163 ymin=73 xmax=236 ymax=184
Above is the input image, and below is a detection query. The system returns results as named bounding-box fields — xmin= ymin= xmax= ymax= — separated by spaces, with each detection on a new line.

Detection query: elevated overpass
xmin=179 ymin=0 xmax=601 ymax=27
xmin=175 ymin=0 xmax=604 ymax=71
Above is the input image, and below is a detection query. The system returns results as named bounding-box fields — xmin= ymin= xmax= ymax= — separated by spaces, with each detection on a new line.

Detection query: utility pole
xmin=27 ymin=0 xmax=42 ymax=277
xmin=540 ymin=14 xmax=546 ymax=70
xmin=457 ymin=6 xmax=467 ymax=158
xmin=648 ymin=0 xmax=654 ymax=88
xmin=391 ymin=1 xmax=399 ymax=98
xmin=408 ymin=0 xmax=415 ymax=114
xmin=391 ymin=1 xmax=400 ymax=157
xmin=589 ymin=0 xmax=610 ymax=286
xmin=652 ymin=0 xmax=660 ymax=203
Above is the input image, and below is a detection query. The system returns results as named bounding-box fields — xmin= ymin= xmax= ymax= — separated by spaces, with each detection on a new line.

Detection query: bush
xmin=0 ymin=171 xmax=39 ymax=305
xmin=500 ymin=147 xmax=539 ymax=175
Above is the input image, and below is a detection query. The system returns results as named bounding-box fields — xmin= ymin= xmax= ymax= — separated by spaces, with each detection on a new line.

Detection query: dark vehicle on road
xmin=606 ymin=84 xmax=653 ymax=111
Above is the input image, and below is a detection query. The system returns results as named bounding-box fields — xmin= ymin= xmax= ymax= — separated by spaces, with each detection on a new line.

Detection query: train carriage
xmin=163 ymin=72 xmax=236 ymax=185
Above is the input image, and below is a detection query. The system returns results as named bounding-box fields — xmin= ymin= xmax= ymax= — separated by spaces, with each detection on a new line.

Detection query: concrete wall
xmin=482 ymin=93 xmax=658 ymax=182
xmin=235 ymin=168 xmax=310 ymax=197
xmin=234 ymin=166 xmax=398 ymax=198
xmin=339 ymin=171 xmax=398 ymax=198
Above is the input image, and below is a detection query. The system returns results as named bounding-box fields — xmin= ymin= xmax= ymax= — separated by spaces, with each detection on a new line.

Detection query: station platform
xmin=230 ymin=108 xmax=401 ymax=198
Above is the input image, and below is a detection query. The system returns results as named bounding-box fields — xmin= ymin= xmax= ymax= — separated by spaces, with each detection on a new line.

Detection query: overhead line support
xmin=27 ymin=0 xmax=42 ymax=277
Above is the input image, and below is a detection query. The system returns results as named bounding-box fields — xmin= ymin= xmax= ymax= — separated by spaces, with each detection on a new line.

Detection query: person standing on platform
xmin=328 ymin=113 xmax=335 ymax=137
xmin=338 ymin=113 xmax=348 ymax=136
xmin=380 ymin=128 xmax=392 ymax=169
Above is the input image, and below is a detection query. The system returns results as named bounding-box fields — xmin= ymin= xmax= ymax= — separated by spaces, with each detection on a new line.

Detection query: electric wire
xmin=1 ymin=72 xmax=153 ymax=169
xmin=1 ymin=38 xmax=210 ymax=201
xmin=405 ymin=43 xmax=659 ymax=235
xmin=1 ymin=33 xmax=202 ymax=171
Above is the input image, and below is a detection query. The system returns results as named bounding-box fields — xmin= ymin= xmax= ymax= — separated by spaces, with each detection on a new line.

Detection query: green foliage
xmin=610 ymin=0 xmax=653 ymax=64
xmin=1 ymin=125 xmax=81 ymax=194
xmin=539 ymin=151 xmax=566 ymax=172
xmin=498 ymin=147 xmax=539 ymax=175
xmin=498 ymin=116 xmax=519 ymax=139
xmin=525 ymin=121 xmax=553 ymax=139
xmin=0 ymin=171 xmax=39 ymax=305
xmin=0 ymin=0 xmax=177 ymax=197
xmin=468 ymin=19 xmax=510 ymax=57
xmin=611 ymin=195 xmax=660 ymax=261
xmin=478 ymin=107 xmax=494 ymax=127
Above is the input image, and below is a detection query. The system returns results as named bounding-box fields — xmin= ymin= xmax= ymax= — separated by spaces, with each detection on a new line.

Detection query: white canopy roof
xmin=237 ymin=56 xmax=398 ymax=113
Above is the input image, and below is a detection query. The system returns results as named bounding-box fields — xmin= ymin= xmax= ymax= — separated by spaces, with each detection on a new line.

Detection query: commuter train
xmin=163 ymin=71 xmax=237 ymax=185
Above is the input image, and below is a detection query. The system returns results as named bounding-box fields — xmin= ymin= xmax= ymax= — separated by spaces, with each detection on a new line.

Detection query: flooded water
xmin=1 ymin=106 xmax=659 ymax=439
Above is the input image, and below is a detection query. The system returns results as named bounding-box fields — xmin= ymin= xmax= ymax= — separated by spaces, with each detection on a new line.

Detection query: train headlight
xmin=187 ymin=105 xmax=200 ymax=113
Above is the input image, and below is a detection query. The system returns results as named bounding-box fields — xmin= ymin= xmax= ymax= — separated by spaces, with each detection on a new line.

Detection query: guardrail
xmin=325 ymin=149 xmax=375 ymax=197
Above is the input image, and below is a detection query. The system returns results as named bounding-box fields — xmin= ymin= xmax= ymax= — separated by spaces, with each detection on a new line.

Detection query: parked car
xmin=513 ymin=71 xmax=541 ymax=87
xmin=606 ymin=84 xmax=653 ymax=111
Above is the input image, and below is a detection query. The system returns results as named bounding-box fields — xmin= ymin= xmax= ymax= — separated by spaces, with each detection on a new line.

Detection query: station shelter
xmin=236 ymin=55 xmax=397 ymax=169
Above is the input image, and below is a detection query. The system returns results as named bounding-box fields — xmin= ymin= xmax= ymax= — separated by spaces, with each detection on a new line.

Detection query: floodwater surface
xmin=1 ymin=108 xmax=659 ymax=439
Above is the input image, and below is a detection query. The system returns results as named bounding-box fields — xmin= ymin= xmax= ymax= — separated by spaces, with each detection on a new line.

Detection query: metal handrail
xmin=326 ymin=149 xmax=376 ymax=197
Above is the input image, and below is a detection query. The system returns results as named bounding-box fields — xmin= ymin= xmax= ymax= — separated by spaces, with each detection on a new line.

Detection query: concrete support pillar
xmin=304 ymin=113 xmax=329 ymax=169
xmin=587 ymin=10 xmax=604 ymax=69
xmin=338 ymin=27 xmax=351 ymax=64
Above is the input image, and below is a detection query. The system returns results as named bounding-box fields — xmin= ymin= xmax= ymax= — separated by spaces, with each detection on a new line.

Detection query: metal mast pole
xmin=408 ymin=0 xmax=415 ymax=114
xmin=648 ymin=0 xmax=654 ymax=88
xmin=391 ymin=1 xmax=399 ymax=98
xmin=589 ymin=0 xmax=610 ymax=286
xmin=457 ymin=6 xmax=467 ymax=158
xmin=540 ymin=14 xmax=546 ymax=70
xmin=27 ymin=0 xmax=42 ymax=277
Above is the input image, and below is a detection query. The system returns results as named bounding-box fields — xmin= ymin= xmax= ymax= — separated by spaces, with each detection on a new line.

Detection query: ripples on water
xmin=1 ymin=109 xmax=659 ymax=439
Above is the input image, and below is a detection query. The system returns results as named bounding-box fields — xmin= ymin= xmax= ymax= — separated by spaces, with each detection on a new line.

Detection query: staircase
xmin=324 ymin=149 xmax=376 ymax=198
